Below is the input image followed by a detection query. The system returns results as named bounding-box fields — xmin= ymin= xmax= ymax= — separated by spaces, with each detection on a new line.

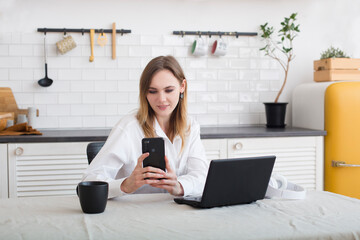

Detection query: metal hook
xmin=218 ymin=31 xmax=222 ymax=38
xmin=63 ymin=28 xmax=66 ymax=36
xmin=180 ymin=31 xmax=184 ymax=37
xmin=44 ymin=28 xmax=47 ymax=35
xmin=208 ymin=31 xmax=211 ymax=38
xmin=100 ymin=29 xmax=104 ymax=36
xmin=81 ymin=28 xmax=85 ymax=36
xmin=121 ymin=29 xmax=124 ymax=36
xmin=235 ymin=32 xmax=239 ymax=38
xmin=198 ymin=31 xmax=201 ymax=38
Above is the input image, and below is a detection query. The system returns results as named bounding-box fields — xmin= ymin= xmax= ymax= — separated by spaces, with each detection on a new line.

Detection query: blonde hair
xmin=136 ymin=56 xmax=188 ymax=150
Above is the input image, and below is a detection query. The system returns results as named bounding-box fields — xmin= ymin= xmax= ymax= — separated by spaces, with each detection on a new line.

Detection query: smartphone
xmin=142 ymin=137 xmax=166 ymax=171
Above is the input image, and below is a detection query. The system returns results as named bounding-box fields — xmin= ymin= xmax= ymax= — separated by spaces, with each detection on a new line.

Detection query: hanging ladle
xmin=38 ymin=33 xmax=53 ymax=87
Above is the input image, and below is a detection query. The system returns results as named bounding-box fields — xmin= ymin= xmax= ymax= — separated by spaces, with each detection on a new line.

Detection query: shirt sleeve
xmin=81 ymin=126 xmax=131 ymax=198
xmin=177 ymin=121 xmax=209 ymax=197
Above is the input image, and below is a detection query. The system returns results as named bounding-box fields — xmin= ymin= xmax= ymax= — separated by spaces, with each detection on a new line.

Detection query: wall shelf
xmin=173 ymin=31 xmax=257 ymax=37
xmin=37 ymin=28 xmax=131 ymax=35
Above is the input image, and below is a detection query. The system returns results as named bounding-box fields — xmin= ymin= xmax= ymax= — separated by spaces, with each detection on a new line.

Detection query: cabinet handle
xmin=234 ymin=142 xmax=243 ymax=150
xmin=15 ymin=147 xmax=24 ymax=156
xmin=332 ymin=160 xmax=360 ymax=168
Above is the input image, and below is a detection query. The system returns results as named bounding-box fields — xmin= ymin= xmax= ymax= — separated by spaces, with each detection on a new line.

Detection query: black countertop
xmin=200 ymin=126 xmax=326 ymax=139
xmin=0 ymin=126 xmax=326 ymax=143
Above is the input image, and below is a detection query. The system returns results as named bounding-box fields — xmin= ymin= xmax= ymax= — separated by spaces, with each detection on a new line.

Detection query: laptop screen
xmin=200 ymin=156 xmax=276 ymax=208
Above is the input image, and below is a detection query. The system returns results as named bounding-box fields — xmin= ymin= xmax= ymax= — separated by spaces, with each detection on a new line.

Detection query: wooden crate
xmin=314 ymin=58 xmax=360 ymax=82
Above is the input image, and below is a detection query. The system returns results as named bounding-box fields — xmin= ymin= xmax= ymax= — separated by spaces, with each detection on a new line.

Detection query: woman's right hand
xmin=120 ymin=152 xmax=166 ymax=193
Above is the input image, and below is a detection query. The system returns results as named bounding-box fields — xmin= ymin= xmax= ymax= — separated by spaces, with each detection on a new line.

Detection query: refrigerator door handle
xmin=332 ymin=160 xmax=360 ymax=168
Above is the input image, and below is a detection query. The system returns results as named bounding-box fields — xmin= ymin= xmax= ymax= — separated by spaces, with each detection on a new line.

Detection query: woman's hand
xmin=121 ymin=152 xmax=166 ymax=193
xmin=150 ymin=156 xmax=184 ymax=196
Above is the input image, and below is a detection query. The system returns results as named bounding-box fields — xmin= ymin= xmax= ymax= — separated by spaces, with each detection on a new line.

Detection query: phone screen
xmin=142 ymin=137 xmax=165 ymax=171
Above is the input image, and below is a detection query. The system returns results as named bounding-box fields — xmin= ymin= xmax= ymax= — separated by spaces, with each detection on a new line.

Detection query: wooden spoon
xmin=89 ymin=29 xmax=95 ymax=62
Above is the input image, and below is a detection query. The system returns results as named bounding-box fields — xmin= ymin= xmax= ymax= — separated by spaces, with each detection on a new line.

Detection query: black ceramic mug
xmin=77 ymin=181 xmax=108 ymax=214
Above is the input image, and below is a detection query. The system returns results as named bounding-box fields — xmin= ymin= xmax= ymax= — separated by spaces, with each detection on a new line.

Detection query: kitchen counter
xmin=200 ymin=126 xmax=326 ymax=139
xmin=0 ymin=126 xmax=326 ymax=143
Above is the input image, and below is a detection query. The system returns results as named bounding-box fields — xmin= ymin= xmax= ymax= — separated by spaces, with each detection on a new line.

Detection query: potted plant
xmin=259 ymin=13 xmax=300 ymax=128
xmin=320 ymin=46 xmax=349 ymax=59
xmin=314 ymin=46 xmax=360 ymax=82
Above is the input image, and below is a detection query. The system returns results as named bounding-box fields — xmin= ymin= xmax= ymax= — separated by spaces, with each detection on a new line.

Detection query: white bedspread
xmin=0 ymin=191 xmax=360 ymax=240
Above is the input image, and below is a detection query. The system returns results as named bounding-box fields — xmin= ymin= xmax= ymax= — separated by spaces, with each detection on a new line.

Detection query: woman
xmin=82 ymin=56 xmax=209 ymax=198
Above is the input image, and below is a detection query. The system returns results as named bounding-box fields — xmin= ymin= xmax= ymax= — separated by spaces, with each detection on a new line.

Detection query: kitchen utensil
xmin=56 ymin=34 xmax=77 ymax=54
xmin=191 ymin=37 xmax=207 ymax=57
xmin=211 ymin=38 xmax=227 ymax=56
xmin=89 ymin=29 xmax=95 ymax=62
xmin=17 ymin=114 xmax=28 ymax=124
xmin=77 ymin=181 xmax=108 ymax=214
xmin=112 ymin=22 xmax=116 ymax=60
xmin=97 ymin=32 xmax=107 ymax=46
xmin=27 ymin=107 xmax=38 ymax=128
xmin=38 ymin=34 xmax=53 ymax=87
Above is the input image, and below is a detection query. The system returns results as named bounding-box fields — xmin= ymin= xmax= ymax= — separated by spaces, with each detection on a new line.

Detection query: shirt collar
xmin=154 ymin=117 xmax=182 ymax=142
xmin=154 ymin=117 xmax=168 ymax=139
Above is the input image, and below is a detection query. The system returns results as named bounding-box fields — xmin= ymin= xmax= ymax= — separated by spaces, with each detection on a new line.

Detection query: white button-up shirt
xmin=82 ymin=113 xmax=209 ymax=198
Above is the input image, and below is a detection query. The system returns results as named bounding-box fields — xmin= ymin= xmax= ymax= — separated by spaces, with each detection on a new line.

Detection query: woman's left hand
xmin=150 ymin=156 xmax=184 ymax=196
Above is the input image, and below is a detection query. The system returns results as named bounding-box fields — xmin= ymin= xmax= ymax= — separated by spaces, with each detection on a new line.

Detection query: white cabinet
xmin=7 ymin=140 xmax=228 ymax=198
xmin=202 ymin=139 xmax=227 ymax=161
xmin=8 ymin=142 xmax=89 ymax=198
xmin=0 ymin=144 xmax=8 ymax=198
xmin=202 ymin=136 xmax=324 ymax=191
xmin=4 ymin=135 xmax=324 ymax=198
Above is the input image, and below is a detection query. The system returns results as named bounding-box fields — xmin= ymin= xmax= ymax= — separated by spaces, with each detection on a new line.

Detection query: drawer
xmin=228 ymin=137 xmax=317 ymax=154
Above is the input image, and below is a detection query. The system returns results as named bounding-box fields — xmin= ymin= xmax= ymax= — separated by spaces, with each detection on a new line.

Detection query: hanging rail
xmin=173 ymin=31 xmax=257 ymax=38
xmin=37 ymin=28 xmax=131 ymax=35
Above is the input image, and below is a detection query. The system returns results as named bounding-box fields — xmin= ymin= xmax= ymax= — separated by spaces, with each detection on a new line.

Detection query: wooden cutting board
xmin=0 ymin=88 xmax=35 ymax=123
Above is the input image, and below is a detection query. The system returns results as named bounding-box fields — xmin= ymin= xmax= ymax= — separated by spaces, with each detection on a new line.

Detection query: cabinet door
xmin=0 ymin=144 xmax=8 ymax=198
xmin=228 ymin=137 xmax=324 ymax=190
xmin=8 ymin=142 xmax=89 ymax=198
xmin=201 ymin=139 xmax=227 ymax=162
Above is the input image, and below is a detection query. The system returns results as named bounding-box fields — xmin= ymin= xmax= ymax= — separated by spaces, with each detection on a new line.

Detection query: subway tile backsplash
xmin=0 ymin=32 xmax=280 ymax=128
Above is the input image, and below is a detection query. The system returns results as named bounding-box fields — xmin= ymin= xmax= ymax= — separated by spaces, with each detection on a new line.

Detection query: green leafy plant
xmin=259 ymin=13 xmax=300 ymax=103
xmin=320 ymin=46 xmax=349 ymax=59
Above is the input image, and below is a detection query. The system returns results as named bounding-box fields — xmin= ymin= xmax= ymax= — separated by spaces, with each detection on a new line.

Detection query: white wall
xmin=0 ymin=0 xmax=359 ymax=128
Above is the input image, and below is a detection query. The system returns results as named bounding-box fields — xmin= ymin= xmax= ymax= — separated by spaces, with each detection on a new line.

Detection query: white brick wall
xmin=0 ymin=32 xmax=281 ymax=128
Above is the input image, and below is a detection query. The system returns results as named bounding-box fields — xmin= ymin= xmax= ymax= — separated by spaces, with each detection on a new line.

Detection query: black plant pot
xmin=264 ymin=102 xmax=288 ymax=128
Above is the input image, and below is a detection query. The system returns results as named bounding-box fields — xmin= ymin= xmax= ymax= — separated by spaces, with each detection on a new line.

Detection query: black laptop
xmin=174 ymin=155 xmax=276 ymax=208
